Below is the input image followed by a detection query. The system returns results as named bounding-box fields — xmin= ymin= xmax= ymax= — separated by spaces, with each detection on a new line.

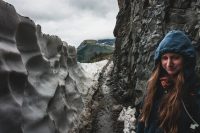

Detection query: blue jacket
xmin=136 ymin=30 xmax=200 ymax=133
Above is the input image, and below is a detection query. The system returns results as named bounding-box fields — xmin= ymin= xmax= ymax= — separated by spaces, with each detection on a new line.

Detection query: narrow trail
xmin=78 ymin=59 xmax=124 ymax=133
xmin=89 ymin=59 xmax=123 ymax=133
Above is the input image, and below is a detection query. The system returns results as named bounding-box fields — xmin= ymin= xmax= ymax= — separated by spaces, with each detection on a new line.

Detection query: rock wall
xmin=0 ymin=0 xmax=84 ymax=133
xmin=112 ymin=0 xmax=200 ymax=105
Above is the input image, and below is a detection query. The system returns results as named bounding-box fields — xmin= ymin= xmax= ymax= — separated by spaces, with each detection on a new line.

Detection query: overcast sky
xmin=5 ymin=0 xmax=119 ymax=47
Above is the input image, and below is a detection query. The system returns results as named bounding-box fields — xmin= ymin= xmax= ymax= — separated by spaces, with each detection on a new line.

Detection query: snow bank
xmin=118 ymin=106 xmax=136 ymax=133
xmin=80 ymin=60 xmax=109 ymax=80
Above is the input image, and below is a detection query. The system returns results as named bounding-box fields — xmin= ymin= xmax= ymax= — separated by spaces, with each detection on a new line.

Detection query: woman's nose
xmin=167 ymin=59 xmax=173 ymax=67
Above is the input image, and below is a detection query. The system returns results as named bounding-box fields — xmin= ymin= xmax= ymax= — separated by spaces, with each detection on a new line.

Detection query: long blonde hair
xmin=139 ymin=63 xmax=184 ymax=133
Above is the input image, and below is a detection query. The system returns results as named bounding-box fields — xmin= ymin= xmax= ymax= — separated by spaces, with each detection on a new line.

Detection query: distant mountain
xmin=77 ymin=39 xmax=115 ymax=63
xmin=96 ymin=39 xmax=115 ymax=46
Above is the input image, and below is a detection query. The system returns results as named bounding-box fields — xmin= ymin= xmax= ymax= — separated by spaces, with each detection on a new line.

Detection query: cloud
xmin=5 ymin=0 xmax=119 ymax=47
xmin=68 ymin=0 xmax=115 ymax=17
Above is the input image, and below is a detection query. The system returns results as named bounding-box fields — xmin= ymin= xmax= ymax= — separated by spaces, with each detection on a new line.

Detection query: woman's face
xmin=161 ymin=53 xmax=183 ymax=76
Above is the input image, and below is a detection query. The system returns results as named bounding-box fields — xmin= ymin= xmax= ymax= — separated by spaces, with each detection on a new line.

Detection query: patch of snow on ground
xmin=118 ymin=106 xmax=136 ymax=133
xmin=79 ymin=60 xmax=137 ymax=133
xmin=77 ymin=59 xmax=109 ymax=101
xmin=76 ymin=60 xmax=111 ymax=131
xmin=80 ymin=60 xmax=109 ymax=81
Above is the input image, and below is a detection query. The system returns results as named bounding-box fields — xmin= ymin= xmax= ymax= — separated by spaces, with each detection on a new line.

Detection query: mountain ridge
xmin=77 ymin=38 xmax=115 ymax=63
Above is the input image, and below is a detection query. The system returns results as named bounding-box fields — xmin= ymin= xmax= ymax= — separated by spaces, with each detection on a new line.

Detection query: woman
xmin=136 ymin=30 xmax=200 ymax=133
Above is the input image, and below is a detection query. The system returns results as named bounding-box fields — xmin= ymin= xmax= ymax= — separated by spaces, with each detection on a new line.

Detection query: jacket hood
xmin=154 ymin=30 xmax=196 ymax=67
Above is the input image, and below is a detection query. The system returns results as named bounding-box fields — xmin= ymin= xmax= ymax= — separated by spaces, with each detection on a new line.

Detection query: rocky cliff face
xmin=0 ymin=1 xmax=85 ymax=133
xmin=112 ymin=0 xmax=200 ymax=105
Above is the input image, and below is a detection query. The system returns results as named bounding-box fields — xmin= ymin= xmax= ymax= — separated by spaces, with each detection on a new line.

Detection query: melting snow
xmin=80 ymin=60 xmax=109 ymax=80
xmin=118 ymin=106 xmax=136 ymax=133
xmin=79 ymin=60 xmax=136 ymax=132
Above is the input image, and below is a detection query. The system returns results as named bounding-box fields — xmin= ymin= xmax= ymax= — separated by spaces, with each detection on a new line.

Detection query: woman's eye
xmin=172 ymin=55 xmax=181 ymax=60
xmin=161 ymin=56 xmax=168 ymax=60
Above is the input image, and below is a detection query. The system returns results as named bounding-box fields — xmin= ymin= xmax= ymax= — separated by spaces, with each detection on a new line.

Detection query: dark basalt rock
xmin=112 ymin=0 xmax=200 ymax=106
xmin=0 ymin=0 xmax=83 ymax=133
